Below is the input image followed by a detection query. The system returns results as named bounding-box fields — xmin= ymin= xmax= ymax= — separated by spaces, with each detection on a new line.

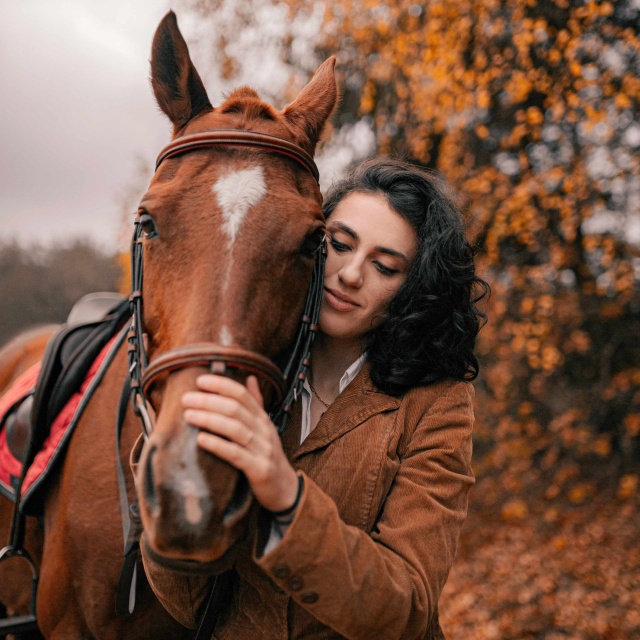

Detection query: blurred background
xmin=1 ymin=0 xmax=639 ymax=637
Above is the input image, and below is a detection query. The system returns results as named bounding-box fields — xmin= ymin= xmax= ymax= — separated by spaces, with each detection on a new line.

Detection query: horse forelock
xmin=219 ymin=97 xmax=278 ymax=123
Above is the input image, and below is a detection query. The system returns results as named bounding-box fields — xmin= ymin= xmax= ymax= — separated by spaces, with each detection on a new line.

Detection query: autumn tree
xmin=291 ymin=0 xmax=640 ymax=499
xmin=180 ymin=0 xmax=640 ymax=502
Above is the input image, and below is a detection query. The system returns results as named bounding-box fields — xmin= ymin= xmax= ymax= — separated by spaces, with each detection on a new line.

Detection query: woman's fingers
xmin=194 ymin=374 xmax=264 ymax=413
xmin=182 ymin=389 xmax=255 ymax=428
xmin=184 ymin=409 xmax=255 ymax=447
xmin=183 ymin=373 xmax=299 ymax=512
xmin=197 ymin=432 xmax=256 ymax=471
xmin=182 ymin=376 xmax=269 ymax=448
xmin=245 ymin=375 xmax=264 ymax=406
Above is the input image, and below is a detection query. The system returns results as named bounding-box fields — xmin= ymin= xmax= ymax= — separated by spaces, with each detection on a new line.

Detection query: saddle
xmin=0 ymin=292 xmax=129 ymax=512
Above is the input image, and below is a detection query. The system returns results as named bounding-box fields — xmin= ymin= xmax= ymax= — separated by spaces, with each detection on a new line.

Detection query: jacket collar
xmin=281 ymin=362 xmax=400 ymax=461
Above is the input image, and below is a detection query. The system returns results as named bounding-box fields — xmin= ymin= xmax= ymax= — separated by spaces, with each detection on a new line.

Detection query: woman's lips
xmin=324 ymin=287 xmax=359 ymax=311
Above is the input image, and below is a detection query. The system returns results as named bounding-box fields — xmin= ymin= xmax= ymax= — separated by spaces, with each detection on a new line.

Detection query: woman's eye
xmin=300 ymin=229 xmax=325 ymax=259
xmin=329 ymin=238 xmax=350 ymax=253
xmin=139 ymin=213 xmax=158 ymax=239
xmin=374 ymin=262 xmax=399 ymax=277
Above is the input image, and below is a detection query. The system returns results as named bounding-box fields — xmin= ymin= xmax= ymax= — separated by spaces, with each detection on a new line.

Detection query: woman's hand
xmin=182 ymin=374 xmax=299 ymax=513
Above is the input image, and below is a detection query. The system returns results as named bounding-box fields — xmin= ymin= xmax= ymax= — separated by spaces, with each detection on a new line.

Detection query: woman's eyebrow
xmin=331 ymin=221 xmax=358 ymax=240
xmin=330 ymin=221 xmax=410 ymax=263
xmin=375 ymin=246 xmax=410 ymax=263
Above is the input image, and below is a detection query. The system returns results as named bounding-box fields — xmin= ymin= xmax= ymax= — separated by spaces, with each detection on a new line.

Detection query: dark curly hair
xmin=322 ymin=157 xmax=489 ymax=397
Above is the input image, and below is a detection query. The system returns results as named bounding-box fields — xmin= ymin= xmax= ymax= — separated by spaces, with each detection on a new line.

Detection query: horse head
xmin=135 ymin=12 xmax=336 ymax=568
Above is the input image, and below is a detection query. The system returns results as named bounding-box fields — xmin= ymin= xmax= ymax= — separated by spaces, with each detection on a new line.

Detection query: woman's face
xmin=319 ymin=191 xmax=418 ymax=343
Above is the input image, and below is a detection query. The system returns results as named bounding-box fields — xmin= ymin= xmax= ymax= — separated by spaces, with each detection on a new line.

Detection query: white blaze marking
xmin=213 ymin=166 xmax=266 ymax=247
xmin=220 ymin=325 xmax=233 ymax=346
xmin=181 ymin=478 xmax=203 ymax=525
xmin=176 ymin=430 xmax=208 ymax=526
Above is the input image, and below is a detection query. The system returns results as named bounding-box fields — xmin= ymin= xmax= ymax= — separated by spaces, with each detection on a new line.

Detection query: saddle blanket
xmin=0 ymin=334 xmax=119 ymax=506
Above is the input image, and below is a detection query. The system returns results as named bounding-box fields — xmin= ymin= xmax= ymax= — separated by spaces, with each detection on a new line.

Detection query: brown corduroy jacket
xmin=142 ymin=364 xmax=475 ymax=639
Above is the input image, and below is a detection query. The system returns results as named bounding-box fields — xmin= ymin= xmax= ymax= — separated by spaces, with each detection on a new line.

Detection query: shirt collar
xmin=301 ymin=353 xmax=367 ymax=398
xmin=338 ymin=353 xmax=367 ymax=394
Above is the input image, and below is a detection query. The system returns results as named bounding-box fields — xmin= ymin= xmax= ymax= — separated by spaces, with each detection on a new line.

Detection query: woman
xmin=142 ymin=157 xmax=489 ymax=639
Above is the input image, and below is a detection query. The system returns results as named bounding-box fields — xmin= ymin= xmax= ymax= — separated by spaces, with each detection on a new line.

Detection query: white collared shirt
xmin=299 ymin=353 xmax=367 ymax=443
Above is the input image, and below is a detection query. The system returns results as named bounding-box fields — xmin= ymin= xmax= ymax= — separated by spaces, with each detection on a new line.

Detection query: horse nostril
xmin=143 ymin=444 xmax=159 ymax=511
xmin=222 ymin=473 xmax=253 ymax=527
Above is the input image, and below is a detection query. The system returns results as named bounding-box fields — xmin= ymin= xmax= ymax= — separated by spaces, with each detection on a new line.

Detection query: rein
xmin=127 ymin=128 xmax=325 ymax=436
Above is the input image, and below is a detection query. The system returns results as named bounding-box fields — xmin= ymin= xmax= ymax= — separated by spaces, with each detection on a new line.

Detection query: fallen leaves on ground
xmin=441 ymin=491 xmax=640 ymax=639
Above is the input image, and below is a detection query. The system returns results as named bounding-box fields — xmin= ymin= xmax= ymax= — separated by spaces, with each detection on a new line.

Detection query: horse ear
xmin=151 ymin=11 xmax=212 ymax=132
xmin=282 ymin=57 xmax=338 ymax=152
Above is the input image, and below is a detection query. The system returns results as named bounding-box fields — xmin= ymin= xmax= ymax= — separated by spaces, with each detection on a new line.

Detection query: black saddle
xmin=1 ymin=292 xmax=129 ymax=508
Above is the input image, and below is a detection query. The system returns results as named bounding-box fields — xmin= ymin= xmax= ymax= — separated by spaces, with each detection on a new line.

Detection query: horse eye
xmin=300 ymin=228 xmax=325 ymax=259
xmin=139 ymin=213 xmax=158 ymax=239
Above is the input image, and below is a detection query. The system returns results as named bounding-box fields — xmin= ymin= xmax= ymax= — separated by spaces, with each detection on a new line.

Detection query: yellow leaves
xmin=526 ymin=106 xmax=544 ymax=126
xmin=547 ymin=48 xmax=562 ymax=66
xmin=567 ymin=330 xmax=591 ymax=354
xmin=592 ymin=437 xmax=611 ymax=457
xmin=615 ymin=92 xmax=632 ymax=109
xmin=474 ymin=50 xmax=488 ymax=71
xmin=617 ymin=474 xmax=639 ymax=500
xmin=505 ymin=70 xmax=533 ymax=104
xmin=360 ymin=80 xmax=376 ymax=114
xmin=502 ymin=498 xmax=528 ymax=521
xmin=541 ymin=345 xmax=563 ymax=372
xmin=477 ymin=90 xmax=491 ymax=109
xmin=504 ymin=123 xmax=528 ymax=147
xmin=520 ymin=298 xmax=535 ymax=315
xmin=568 ymin=482 xmax=594 ymax=504
xmin=116 ymin=252 xmax=131 ymax=294
xmin=545 ymin=484 xmax=561 ymax=500
xmin=624 ymin=414 xmax=640 ymax=438
xmin=601 ymin=369 xmax=640 ymax=402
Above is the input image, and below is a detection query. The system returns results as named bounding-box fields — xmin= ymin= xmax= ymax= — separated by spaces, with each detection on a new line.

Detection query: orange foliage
xmin=283 ymin=0 xmax=640 ymax=495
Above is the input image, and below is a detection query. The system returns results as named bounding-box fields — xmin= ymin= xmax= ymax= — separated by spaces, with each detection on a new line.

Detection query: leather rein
xmin=127 ymin=129 xmax=326 ymax=438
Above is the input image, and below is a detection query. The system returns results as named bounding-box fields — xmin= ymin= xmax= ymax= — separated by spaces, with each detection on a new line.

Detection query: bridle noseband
xmin=127 ymin=129 xmax=325 ymax=437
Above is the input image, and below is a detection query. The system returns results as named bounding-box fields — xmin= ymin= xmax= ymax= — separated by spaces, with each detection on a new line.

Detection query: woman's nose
xmin=338 ymin=257 xmax=364 ymax=288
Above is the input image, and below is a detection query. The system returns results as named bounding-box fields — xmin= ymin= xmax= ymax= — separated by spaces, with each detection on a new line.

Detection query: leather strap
xmin=141 ymin=344 xmax=286 ymax=406
xmin=115 ymin=375 xmax=143 ymax=617
xmin=155 ymin=130 xmax=320 ymax=183
xmin=195 ymin=572 xmax=234 ymax=640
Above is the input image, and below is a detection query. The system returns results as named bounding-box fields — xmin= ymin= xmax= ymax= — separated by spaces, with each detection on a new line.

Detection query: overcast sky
xmin=0 ymin=0 xmax=191 ymax=250
xmin=0 ymin=0 xmax=374 ymax=253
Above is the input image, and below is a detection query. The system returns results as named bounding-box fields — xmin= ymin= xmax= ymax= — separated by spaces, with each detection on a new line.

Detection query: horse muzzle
xmin=137 ymin=420 xmax=254 ymax=566
xmin=131 ymin=342 xmax=287 ymax=568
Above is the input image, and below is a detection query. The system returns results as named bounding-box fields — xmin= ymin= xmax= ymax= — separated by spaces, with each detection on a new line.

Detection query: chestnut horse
xmin=0 ymin=10 xmax=336 ymax=639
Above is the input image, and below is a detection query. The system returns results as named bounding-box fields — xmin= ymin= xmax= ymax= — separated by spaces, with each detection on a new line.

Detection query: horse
xmin=0 ymin=10 xmax=336 ymax=639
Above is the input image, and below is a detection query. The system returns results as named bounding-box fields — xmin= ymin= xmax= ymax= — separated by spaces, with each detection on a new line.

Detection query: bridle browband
xmin=155 ymin=129 xmax=320 ymax=183
xmin=127 ymin=129 xmax=325 ymax=437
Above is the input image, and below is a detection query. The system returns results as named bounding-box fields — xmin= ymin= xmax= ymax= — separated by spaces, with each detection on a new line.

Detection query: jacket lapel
xmin=290 ymin=364 xmax=399 ymax=461
xmin=281 ymin=398 xmax=303 ymax=460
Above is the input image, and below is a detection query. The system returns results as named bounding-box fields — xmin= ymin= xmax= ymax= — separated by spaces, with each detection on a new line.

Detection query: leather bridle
xmin=127 ymin=129 xmax=326 ymax=438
